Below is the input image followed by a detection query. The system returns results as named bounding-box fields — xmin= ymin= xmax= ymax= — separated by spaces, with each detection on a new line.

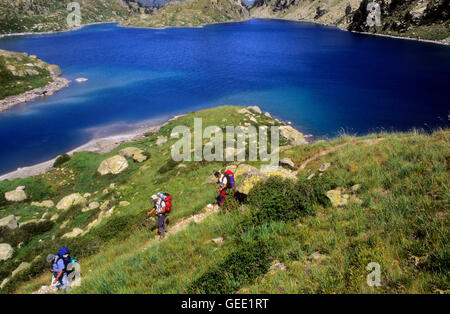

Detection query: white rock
xmin=97 ymin=155 xmax=128 ymax=176
xmin=56 ymin=193 xmax=87 ymax=211
xmin=4 ymin=186 xmax=27 ymax=202
xmin=0 ymin=243 xmax=13 ymax=261
xmin=319 ymin=163 xmax=331 ymax=172
xmin=0 ymin=215 xmax=18 ymax=230
xmin=247 ymin=106 xmax=262 ymax=114
xmin=62 ymin=228 xmax=84 ymax=239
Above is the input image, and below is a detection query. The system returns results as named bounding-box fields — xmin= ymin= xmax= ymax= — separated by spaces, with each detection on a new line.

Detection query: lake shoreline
xmin=0 ymin=21 xmax=116 ymax=38
xmin=0 ymin=114 xmax=185 ymax=181
xmin=0 ymin=77 xmax=70 ymax=113
xmin=1 ymin=18 xmax=448 ymax=46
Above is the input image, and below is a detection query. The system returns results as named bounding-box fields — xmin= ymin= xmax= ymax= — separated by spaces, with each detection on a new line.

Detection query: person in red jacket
xmin=215 ymin=171 xmax=228 ymax=207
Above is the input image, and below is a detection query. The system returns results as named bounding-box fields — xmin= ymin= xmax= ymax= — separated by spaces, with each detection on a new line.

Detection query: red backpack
xmin=158 ymin=192 xmax=172 ymax=213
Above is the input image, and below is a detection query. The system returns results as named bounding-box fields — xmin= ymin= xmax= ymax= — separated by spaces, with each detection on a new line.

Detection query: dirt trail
xmin=142 ymin=204 xmax=219 ymax=252
xmin=297 ymin=138 xmax=384 ymax=171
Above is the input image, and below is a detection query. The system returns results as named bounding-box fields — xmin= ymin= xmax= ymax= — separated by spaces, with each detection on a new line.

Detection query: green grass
xmin=1 ymin=106 xmax=448 ymax=294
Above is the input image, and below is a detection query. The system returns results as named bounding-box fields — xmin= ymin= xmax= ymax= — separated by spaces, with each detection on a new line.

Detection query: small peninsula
xmin=0 ymin=49 xmax=69 ymax=113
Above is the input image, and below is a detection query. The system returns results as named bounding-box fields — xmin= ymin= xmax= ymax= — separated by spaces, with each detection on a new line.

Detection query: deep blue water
xmin=0 ymin=19 xmax=449 ymax=175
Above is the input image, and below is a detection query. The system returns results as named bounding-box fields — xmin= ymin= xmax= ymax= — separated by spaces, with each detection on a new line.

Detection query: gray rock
xmin=0 ymin=215 xmax=18 ymax=230
xmin=4 ymin=186 xmax=27 ymax=202
xmin=319 ymin=163 xmax=331 ymax=172
xmin=211 ymin=237 xmax=224 ymax=245
xmin=0 ymin=243 xmax=13 ymax=261
xmin=32 ymin=285 xmax=58 ymax=294
xmin=269 ymin=260 xmax=287 ymax=273
xmin=56 ymin=193 xmax=87 ymax=211
xmin=62 ymin=228 xmax=84 ymax=239
xmin=280 ymin=157 xmax=295 ymax=169
xmin=308 ymin=251 xmax=327 ymax=262
xmin=279 ymin=126 xmax=307 ymax=146
xmin=247 ymin=106 xmax=262 ymax=114
xmin=156 ymin=136 xmax=168 ymax=146
xmin=89 ymin=201 xmax=100 ymax=209
xmin=97 ymin=155 xmax=129 ymax=175
xmin=12 ymin=262 xmax=31 ymax=278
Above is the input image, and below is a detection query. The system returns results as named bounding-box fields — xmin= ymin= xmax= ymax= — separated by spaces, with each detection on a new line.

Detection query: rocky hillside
xmin=0 ymin=106 xmax=448 ymax=294
xmin=251 ymin=0 xmax=450 ymax=43
xmin=0 ymin=49 xmax=69 ymax=111
xmin=135 ymin=0 xmax=186 ymax=8
xmin=0 ymin=0 xmax=141 ymax=34
xmin=121 ymin=0 xmax=250 ymax=28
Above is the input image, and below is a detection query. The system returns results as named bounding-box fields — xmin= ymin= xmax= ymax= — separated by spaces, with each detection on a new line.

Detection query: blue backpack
xmin=225 ymin=170 xmax=235 ymax=189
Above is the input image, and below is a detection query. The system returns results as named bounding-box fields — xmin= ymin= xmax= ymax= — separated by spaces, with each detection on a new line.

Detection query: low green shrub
xmin=158 ymin=159 xmax=180 ymax=174
xmin=188 ymin=241 xmax=271 ymax=294
xmin=221 ymin=190 xmax=240 ymax=212
xmin=246 ymin=175 xmax=335 ymax=225
xmin=0 ymin=221 xmax=55 ymax=247
xmin=53 ymin=154 xmax=71 ymax=168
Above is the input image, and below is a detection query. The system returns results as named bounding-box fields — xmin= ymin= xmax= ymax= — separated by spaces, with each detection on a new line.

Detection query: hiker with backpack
xmin=147 ymin=193 xmax=171 ymax=240
xmin=49 ymin=247 xmax=73 ymax=290
xmin=215 ymin=170 xmax=235 ymax=207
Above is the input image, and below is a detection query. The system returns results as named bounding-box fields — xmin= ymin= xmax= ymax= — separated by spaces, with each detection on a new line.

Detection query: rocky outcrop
xmin=0 ymin=215 xmax=18 ymax=230
xmin=236 ymin=165 xmax=297 ymax=195
xmin=119 ymin=147 xmax=147 ymax=162
xmin=4 ymin=186 xmax=27 ymax=202
xmin=97 ymin=155 xmax=129 ymax=175
xmin=32 ymin=285 xmax=58 ymax=294
xmin=252 ymin=0 xmax=450 ymax=43
xmin=0 ymin=49 xmax=70 ymax=113
xmin=62 ymin=227 xmax=84 ymax=239
xmin=247 ymin=105 xmax=262 ymax=114
xmin=326 ymin=187 xmax=362 ymax=207
xmin=31 ymin=200 xmax=54 ymax=208
xmin=319 ymin=162 xmax=331 ymax=172
xmin=280 ymin=157 xmax=295 ymax=169
xmin=279 ymin=125 xmax=307 ymax=146
xmin=211 ymin=237 xmax=224 ymax=245
xmin=156 ymin=136 xmax=168 ymax=146
xmin=11 ymin=262 xmax=31 ymax=278
xmin=56 ymin=193 xmax=87 ymax=211
xmin=0 ymin=243 xmax=13 ymax=261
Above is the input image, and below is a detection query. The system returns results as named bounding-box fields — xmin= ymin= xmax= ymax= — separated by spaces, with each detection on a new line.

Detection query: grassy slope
xmin=1 ymin=106 xmax=447 ymax=294
xmin=0 ymin=0 xmax=135 ymax=34
xmin=0 ymin=51 xmax=53 ymax=100
xmin=121 ymin=0 xmax=250 ymax=28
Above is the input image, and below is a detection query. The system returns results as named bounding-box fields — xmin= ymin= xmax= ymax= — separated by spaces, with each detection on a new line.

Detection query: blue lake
xmin=0 ymin=19 xmax=449 ymax=175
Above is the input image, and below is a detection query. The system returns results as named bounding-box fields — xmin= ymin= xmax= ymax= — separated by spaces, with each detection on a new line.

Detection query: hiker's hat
xmin=151 ymin=195 xmax=158 ymax=201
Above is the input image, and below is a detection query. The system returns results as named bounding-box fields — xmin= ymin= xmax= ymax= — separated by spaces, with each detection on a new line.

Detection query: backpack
xmin=53 ymin=255 xmax=73 ymax=274
xmin=225 ymin=170 xmax=235 ymax=189
xmin=157 ymin=192 xmax=172 ymax=213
